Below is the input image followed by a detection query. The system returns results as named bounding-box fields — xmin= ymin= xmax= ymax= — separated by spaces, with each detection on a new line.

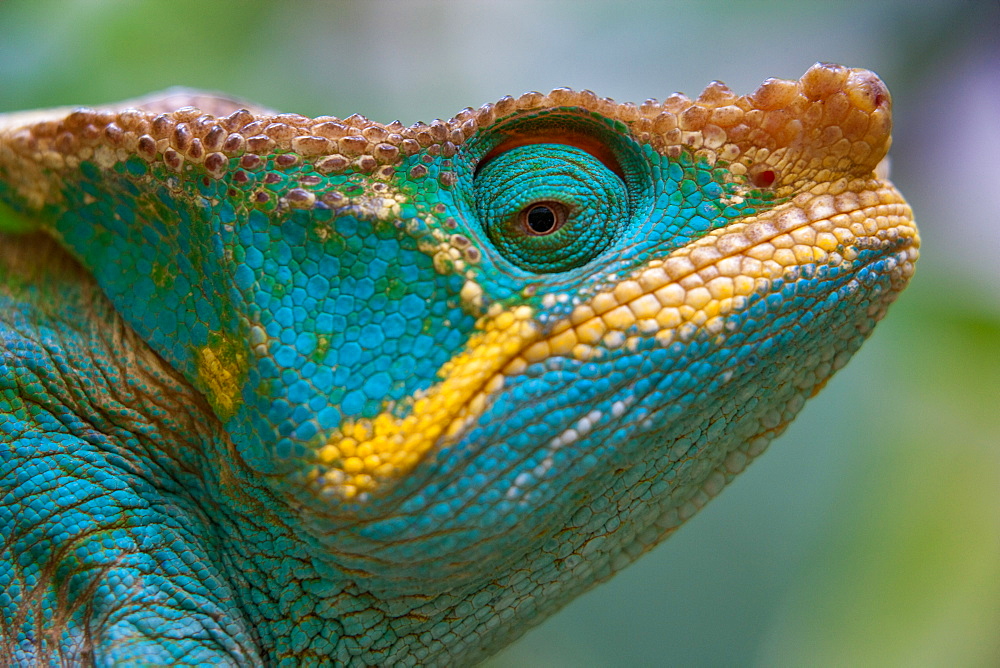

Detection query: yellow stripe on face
xmin=315 ymin=305 xmax=539 ymax=499
xmin=312 ymin=178 xmax=916 ymax=501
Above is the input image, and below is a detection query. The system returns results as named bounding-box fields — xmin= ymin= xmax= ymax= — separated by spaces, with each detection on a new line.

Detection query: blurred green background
xmin=1 ymin=1 xmax=997 ymax=665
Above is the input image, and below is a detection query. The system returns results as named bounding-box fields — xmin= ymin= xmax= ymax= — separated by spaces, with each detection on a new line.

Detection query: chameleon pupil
xmin=524 ymin=203 xmax=561 ymax=234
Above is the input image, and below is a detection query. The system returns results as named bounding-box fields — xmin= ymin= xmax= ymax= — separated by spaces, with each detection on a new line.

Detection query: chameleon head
xmin=0 ymin=63 xmax=917 ymax=655
xmin=305 ymin=64 xmax=918 ymax=604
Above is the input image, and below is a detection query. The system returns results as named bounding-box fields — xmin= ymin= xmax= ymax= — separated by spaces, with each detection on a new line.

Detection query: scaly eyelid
xmin=476 ymin=130 xmax=625 ymax=181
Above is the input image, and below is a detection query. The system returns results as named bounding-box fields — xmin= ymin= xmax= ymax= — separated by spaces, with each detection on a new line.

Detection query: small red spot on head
xmin=752 ymin=169 xmax=776 ymax=188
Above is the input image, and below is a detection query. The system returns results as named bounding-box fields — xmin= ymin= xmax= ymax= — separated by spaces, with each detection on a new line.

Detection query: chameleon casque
xmin=0 ymin=63 xmax=918 ymax=665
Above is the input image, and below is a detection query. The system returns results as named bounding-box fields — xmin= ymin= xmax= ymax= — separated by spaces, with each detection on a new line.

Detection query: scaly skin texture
xmin=0 ymin=63 xmax=918 ymax=665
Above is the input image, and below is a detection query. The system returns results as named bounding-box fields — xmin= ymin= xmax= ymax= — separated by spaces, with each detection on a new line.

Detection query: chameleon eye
xmin=474 ymin=143 xmax=628 ymax=273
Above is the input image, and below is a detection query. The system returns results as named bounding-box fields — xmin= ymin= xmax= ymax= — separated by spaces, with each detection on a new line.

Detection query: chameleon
xmin=0 ymin=62 xmax=917 ymax=665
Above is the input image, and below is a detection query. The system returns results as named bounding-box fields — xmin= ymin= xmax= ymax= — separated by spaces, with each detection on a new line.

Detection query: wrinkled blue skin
xmin=0 ymin=97 xmax=911 ymax=665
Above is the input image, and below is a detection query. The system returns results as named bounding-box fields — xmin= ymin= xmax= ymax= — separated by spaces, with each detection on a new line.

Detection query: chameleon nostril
xmin=751 ymin=169 xmax=776 ymax=188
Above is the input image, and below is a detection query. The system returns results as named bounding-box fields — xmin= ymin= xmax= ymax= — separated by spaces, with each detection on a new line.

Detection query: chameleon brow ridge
xmin=0 ymin=64 xmax=892 ymax=208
